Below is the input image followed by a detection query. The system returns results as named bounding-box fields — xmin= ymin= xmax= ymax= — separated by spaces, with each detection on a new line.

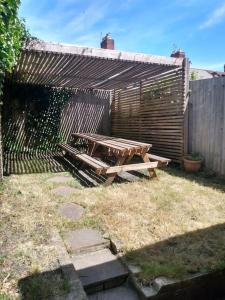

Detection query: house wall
xmin=111 ymin=62 xmax=188 ymax=162
xmin=189 ymin=77 xmax=225 ymax=175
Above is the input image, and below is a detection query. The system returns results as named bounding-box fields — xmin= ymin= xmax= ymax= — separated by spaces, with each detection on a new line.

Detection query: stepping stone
xmin=52 ymin=186 xmax=78 ymax=196
xmin=58 ymin=203 xmax=85 ymax=220
xmin=89 ymin=285 xmax=139 ymax=300
xmin=47 ymin=176 xmax=73 ymax=183
xmin=64 ymin=229 xmax=110 ymax=254
xmin=71 ymin=249 xmax=129 ymax=294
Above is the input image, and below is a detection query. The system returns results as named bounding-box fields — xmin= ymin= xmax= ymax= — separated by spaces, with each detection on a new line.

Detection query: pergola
xmin=10 ymin=40 xmax=183 ymax=90
xmin=1 ymin=40 xmax=189 ymax=178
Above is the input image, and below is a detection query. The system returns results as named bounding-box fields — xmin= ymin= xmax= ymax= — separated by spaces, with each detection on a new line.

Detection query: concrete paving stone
xmin=126 ymin=263 xmax=141 ymax=275
xmin=64 ymin=229 xmax=110 ymax=254
xmin=71 ymin=249 xmax=128 ymax=292
xmin=59 ymin=203 xmax=85 ymax=220
xmin=47 ymin=175 xmax=73 ymax=183
xmin=52 ymin=186 xmax=78 ymax=196
xmin=88 ymin=285 xmax=139 ymax=300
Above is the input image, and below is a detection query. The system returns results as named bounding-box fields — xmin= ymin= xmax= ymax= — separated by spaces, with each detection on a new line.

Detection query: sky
xmin=19 ymin=0 xmax=225 ymax=71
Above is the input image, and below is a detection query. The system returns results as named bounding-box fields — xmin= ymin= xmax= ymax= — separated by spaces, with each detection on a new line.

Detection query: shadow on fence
xmin=2 ymin=82 xmax=110 ymax=154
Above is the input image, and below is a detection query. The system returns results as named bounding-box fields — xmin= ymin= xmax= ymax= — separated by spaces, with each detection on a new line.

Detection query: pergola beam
xmin=8 ymin=40 xmax=184 ymax=90
xmin=26 ymin=40 xmax=183 ymax=67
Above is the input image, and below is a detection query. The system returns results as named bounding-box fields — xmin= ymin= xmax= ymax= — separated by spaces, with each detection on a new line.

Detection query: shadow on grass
xmin=164 ymin=163 xmax=225 ymax=193
xmin=4 ymin=151 xmax=147 ymax=188
xmin=3 ymin=152 xmax=66 ymax=176
xmin=16 ymin=224 xmax=225 ymax=300
xmin=18 ymin=266 xmax=71 ymax=300
xmin=5 ymin=151 xmax=225 ymax=190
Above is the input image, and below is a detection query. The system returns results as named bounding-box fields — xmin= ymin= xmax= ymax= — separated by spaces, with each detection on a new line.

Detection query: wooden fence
xmin=189 ymin=77 xmax=225 ymax=175
xmin=111 ymin=65 xmax=187 ymax=162
xmin=2 ymin=83 xmax=111 ymax=154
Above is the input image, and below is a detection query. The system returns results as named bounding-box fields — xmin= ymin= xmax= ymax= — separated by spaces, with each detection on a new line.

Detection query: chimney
xmin=101 ymin=33 xmax=114 ymax=50
xmin=171 ymin=49 xmax=185 ymax=58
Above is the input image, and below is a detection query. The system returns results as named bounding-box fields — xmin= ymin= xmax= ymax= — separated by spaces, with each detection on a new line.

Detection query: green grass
xmin=18 ymin=269 xmax=70 ymax=300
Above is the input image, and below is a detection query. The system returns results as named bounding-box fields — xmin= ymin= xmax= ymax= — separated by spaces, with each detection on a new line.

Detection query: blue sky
xmin=19 ymin=0 xmax=225 ymax=71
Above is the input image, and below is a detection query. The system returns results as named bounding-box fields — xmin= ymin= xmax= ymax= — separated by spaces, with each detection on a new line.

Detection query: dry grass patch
xmin=75 ymin=168 xmax=225 ymax=281
xmin=0 ymin=172 xmax=98 ymax=298
xmin=1 ymin=167 xmax=225 ymax=296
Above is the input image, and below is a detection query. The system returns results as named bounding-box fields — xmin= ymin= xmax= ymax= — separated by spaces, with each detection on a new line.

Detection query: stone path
xmin=52 ymin=186 xmax=78 ymax=196
xmin=88 ymin=285 xmax=139 ymax=300
xmin=59 ymin=202 xmax=85 ymax=220
xmin=71 ymin=249 xmax=128 ymax=294
xmin=64 ymin=229 xmax=110 ymax=254
xmin=49 ymin=178 xmax=140 ymax=299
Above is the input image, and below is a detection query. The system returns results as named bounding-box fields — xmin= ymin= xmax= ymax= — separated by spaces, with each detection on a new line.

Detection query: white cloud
xmin=200 ymin=2 xmax=225 ymax=29
xmin=66 ymin=1 xmax=108 ymax=33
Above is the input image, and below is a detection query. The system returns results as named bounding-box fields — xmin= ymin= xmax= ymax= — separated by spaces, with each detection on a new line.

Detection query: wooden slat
xmin=72 ymin=132 xmax=151 ymax=155
xmin=189 ymin=77 xmax=225 ymax=176
xmin=111 ymin=66 xmax=186 ymax=162
xmin=147 ymin=154 xmax=171 ymax=166
xmin=58 ymin=143 xmax=109 ymax=174
xmin=106 ymin=161 xmax=158 ymax=174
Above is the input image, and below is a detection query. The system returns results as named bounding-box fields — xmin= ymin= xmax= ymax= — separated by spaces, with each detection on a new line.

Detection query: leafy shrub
xmin=0 ymin=0 xmax=28 ymax=96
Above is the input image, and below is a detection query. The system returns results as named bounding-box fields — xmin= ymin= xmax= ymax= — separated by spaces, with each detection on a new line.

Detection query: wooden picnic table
xmin=71 ymin=133 xmax=157 ymax=185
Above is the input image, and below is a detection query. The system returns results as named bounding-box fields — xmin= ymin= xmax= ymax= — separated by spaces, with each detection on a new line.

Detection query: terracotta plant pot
xmin=183 ymin=158 xmax=202 ymax=173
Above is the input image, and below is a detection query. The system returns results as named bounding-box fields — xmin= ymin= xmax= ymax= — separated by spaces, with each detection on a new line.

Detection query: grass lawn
xmin=1 ymin=166 xmax=225 ymax=297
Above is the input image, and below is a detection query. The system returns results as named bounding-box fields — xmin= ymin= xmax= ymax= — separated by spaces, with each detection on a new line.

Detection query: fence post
xmin=0 ymin=102 xmax=3 ymax=181
xmin=183 ymin=58 xmax=190 ymax=156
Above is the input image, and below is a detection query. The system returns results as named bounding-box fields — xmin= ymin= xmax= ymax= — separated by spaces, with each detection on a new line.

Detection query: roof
xmin=191 ymin=68 xmax=225 ymax=80
xmin=9 ymin=40 xmax=184 ymax=90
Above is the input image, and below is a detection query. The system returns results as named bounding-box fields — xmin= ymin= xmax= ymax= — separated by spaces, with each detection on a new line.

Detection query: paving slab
xmin=88 ymin=285 xmax=139 ymax=300
xmin=71 ymin=249 xmax=128 ymax=294
xmin=47 ymin=176 xmax=73 ymax=183
xmin=59 ymin=203 xmax=85 ymax=220
xmin=52 ymin=186 xmax=78 ymax=196
xmin=64 ymin=229 xmax=110 ymax=254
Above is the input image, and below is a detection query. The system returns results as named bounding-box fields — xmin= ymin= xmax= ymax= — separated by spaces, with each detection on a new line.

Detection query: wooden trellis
xmin=112 ymin=61 xmax=189 ymax=162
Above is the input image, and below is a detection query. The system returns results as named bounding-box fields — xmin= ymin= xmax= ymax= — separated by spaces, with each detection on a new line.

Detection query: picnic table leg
xmin=125 ymin=152 xmax=135 ymax=164
xmin=142 ymin=153 xmax=157 ymax=178
xmin=104 ymin=156 xmax=127 ymax=186
xmin=88 ymin=142 xmax=98 ymax=156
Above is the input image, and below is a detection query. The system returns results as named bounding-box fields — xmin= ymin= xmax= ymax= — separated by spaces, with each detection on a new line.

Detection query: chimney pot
xmin=171 ymin=49 xmax=185 ymax=58
xmin=101 ymin=33 xmax=114 ymax=50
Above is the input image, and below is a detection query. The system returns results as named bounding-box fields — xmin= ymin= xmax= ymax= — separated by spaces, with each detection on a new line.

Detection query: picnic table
xmin=58 ymin=133 xmax=170 ymax=185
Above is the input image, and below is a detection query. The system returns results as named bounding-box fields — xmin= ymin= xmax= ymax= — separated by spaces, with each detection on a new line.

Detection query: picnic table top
xmin=72 ymin=133 xmax=152 ymax=156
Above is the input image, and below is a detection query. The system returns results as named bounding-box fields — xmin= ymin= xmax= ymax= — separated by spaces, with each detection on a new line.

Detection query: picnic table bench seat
xmin=58 ymin=143 xmax=159 ymax=178
xmin=58 ymin=143 xmax=109 ymax=175
xmin=147 ymin=154 xmax=171 ymax=167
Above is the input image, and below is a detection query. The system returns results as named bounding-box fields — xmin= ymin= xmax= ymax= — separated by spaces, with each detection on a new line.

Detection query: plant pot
xmin=183 ymin=158 xmax=202 ymax=173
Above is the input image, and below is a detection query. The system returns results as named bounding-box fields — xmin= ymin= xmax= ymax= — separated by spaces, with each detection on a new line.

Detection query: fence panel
xmin=189 ymin=77 xmax=225 ymax=175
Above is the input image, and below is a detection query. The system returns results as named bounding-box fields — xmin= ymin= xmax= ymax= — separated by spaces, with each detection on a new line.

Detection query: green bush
xmin=0 ymin=0 xmax=28 ymax=96
xmin=184 ymin=153 xmax=203 ymax=161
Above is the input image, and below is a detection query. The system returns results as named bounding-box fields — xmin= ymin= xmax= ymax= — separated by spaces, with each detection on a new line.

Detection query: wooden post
xmin=183 ymin=58 xmax=190 ymax=156
xmin=104 ymin=155 xmax=127 ymax=186
xmin=0 ymin=102 xmax=3 ymax=181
